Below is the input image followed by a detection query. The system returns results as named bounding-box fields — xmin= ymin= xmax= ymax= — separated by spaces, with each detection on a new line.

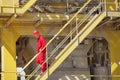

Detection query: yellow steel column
xmin=105 ymin=31 xmax=120 ymax=80
xmin=1 ymin=27 xmax=19 ymax=80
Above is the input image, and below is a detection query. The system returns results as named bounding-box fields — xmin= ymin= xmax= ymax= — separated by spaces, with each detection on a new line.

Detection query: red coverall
xmin=35 ymin=35 xmax=47 ymax=73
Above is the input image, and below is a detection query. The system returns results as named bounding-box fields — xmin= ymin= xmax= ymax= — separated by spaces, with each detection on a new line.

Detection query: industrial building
xmin=0 ymin=0 xmax=120 ymax=80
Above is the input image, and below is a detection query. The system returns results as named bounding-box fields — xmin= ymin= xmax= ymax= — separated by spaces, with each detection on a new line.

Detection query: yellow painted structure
xmin=105 ymin=0 xmax=117 ymax=11
xmin=0 ymin=25 xmax=35 ymax=80
xmin=1 ymin=25 xmax=35 ymax=80
xmin=0 ymin=0 xmax=120 ymax=80
xmin=36 ymin=12 xmax=106 ymax=80
xmin=0 ymin=23 xmax=71 ymax=80
xmin=1 ymin=28 xmax=18 ymax=80
xmin=105 ymin=31 xmax=120 ymax=80
xmin=0 ymin=0 xmax=19 ymax=13
xmin=0 ymin=0 xmax=36 ymax=14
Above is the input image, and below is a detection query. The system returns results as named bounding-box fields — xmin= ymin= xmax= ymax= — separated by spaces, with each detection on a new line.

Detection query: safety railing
xmin=28 ymin=2 xmax=104 ymax=80
xmin=16 ymin=0 xmax=120 ymax=79
xmin=0 ymin=0 xmax=120 ymax=79
xmin=1 ymin=0 xmax=120 ymax=14
xmin=20 ymin=0 xmax=92 ymax=79
xmin=0 ymin=0 xmax=36 ymax=14
xmin=36 ymin=7 xmax=105 ymax=80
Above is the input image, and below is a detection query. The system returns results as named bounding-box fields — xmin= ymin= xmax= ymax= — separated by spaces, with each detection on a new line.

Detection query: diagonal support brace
xmin=4 ymin=14 xmax=17 ymax=28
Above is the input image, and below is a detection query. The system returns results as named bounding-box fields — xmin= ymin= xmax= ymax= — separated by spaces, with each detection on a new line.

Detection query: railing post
xmin=46 ymin=49 xmax=49 ymax=79
xmin=103 ymin=0 xmax=107 ymax=16
xmin=75 ymin=16 xmax=79 ymax=45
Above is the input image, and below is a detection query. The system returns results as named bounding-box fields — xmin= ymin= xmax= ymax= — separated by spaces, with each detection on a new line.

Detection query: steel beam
xmin=107 ymin=11 xmax=120 ymax=17
xmin=10 ymin=24 xmax=70 ymax=36
xmin=0 ymin=13 xmax=85 ymax=23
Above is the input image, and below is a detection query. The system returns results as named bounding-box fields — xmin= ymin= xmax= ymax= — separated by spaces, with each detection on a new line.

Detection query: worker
xmin=33 ymin=30 xmax=47 ymax=73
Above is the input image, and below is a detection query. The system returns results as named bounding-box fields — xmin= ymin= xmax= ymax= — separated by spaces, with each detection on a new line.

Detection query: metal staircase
xmin=36 ymin=5 xmax=105 ymax=80
xmin=35 ymin=12 xmax=106 ymax=80
xmin=23 ymin=1 xmax=106 ymax=80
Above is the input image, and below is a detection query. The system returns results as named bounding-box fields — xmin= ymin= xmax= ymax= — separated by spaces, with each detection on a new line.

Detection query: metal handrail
xmin=26 ymin=65 xmax=40 ymax=80
xmin=46 ymin=6 xmax=97 ymax=60
xmin=42 ymin=3 xmax=102 ymax=68
xmin=22 ymin=0 xmax=91 ymax=76
xmin=27 ymin=2 xmax=103 ymax=79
